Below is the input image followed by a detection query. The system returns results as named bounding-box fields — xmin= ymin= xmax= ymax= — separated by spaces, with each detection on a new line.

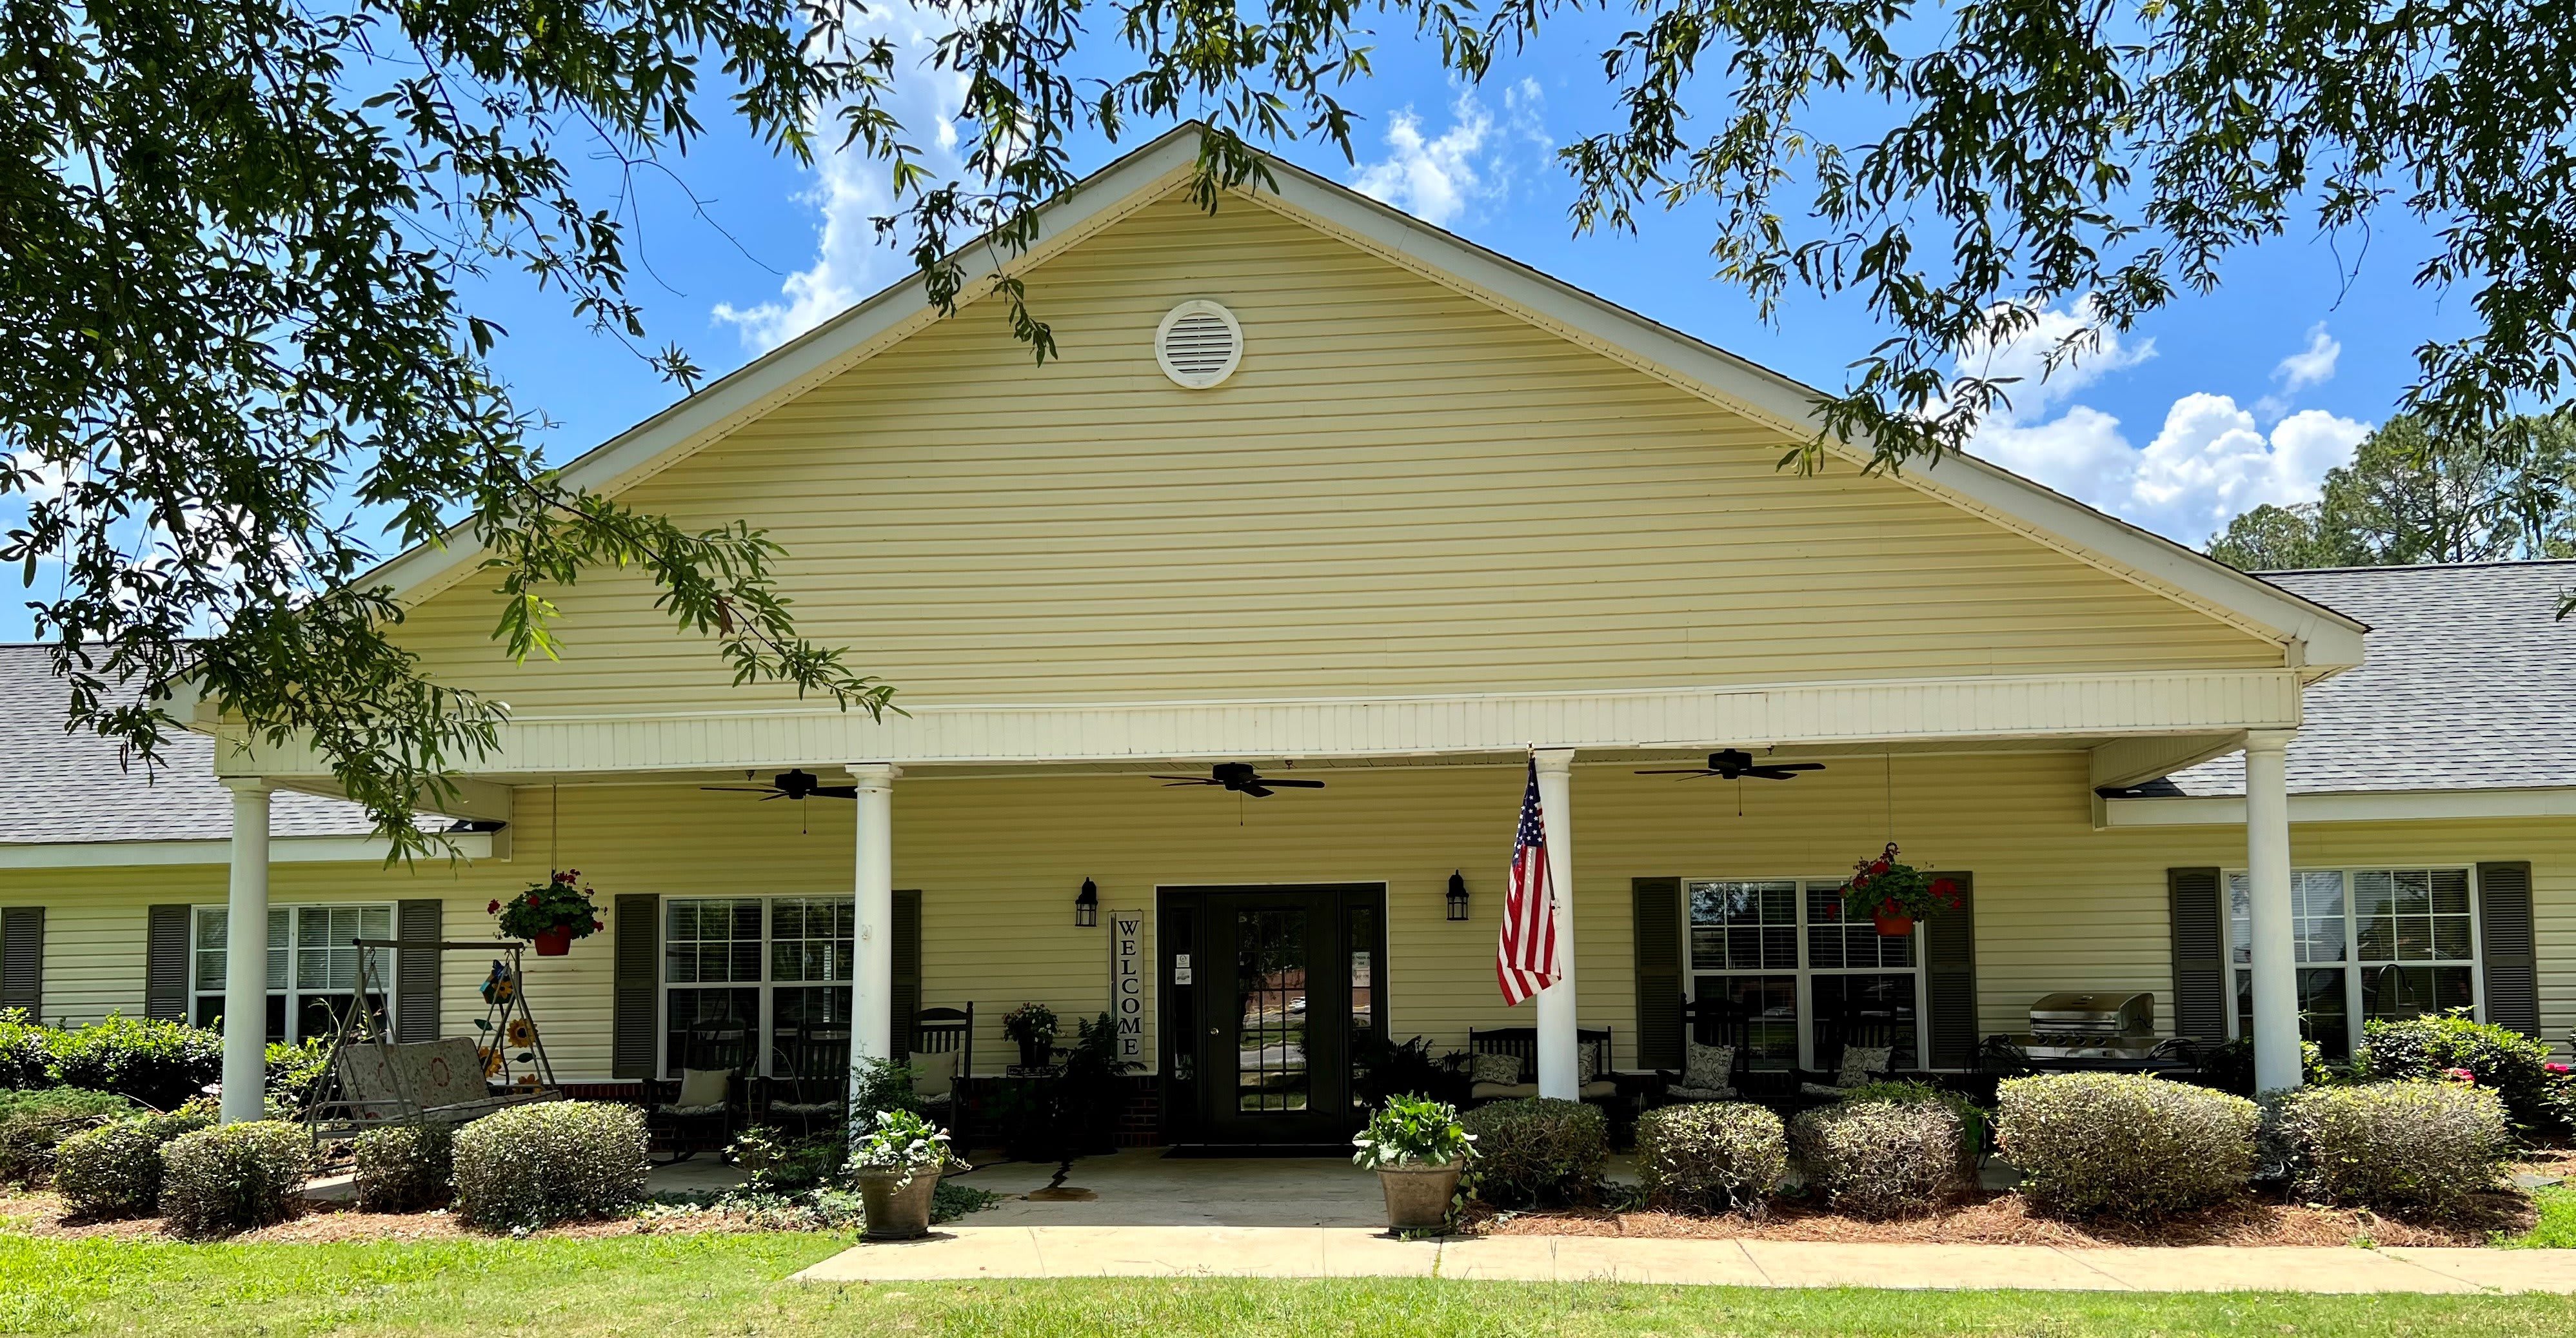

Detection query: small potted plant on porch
xmin=1838 ymin=842 xmax=1961 ymax=936
xmin=490 ymin=869 xmax=604 ymax=956
xmin=1002 ymin=1003 xmax=1059 ymax=1069
xmin=1352 ymin=1094 xmax=1478 ymax=1232
xmin=848 ymin=1107 xmax=960 ymax=1241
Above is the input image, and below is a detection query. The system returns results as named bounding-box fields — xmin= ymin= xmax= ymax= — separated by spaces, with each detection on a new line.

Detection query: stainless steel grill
xmin=2022 ymin=991 xmax=2160 ymax=1061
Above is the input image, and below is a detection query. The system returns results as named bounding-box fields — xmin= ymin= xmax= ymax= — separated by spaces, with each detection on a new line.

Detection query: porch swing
xmin=304 ymin=938 xmax=565 ymax=1141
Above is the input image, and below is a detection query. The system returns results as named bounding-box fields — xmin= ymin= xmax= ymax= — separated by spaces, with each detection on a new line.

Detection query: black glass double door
xmin=1159 ymin=884 xmax=1384 ymax=1146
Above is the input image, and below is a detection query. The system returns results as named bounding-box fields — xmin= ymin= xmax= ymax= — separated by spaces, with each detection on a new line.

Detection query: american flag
xmin=1496 ymin=757 xmax=1560 ymax=1005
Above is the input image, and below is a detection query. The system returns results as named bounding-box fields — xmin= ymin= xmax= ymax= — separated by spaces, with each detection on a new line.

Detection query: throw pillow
xmin=1578 ymin=1044 xmax=1605 ymax=1085
xmin=674 ymin=1067 xmax=731 ymax=1108
xmin=1471 ymin=1050 xmax=1524 ymax=1086
xmin=910 ymin=1048 xmax=960 ymax=1099
xmin=1681 ymin=1041 xmax=1735 ymax=1092
xmin=1836 ymin=1045 xmax=1894 ymax=1087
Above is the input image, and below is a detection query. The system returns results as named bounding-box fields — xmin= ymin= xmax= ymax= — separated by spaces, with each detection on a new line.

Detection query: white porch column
xmin=1533 ymin=749 xmax=1580 ymax=1100
xmin=219 ymin=779 xmax=272 ymax=1125
xmin=2244 ymin=729 xmax=2301 ymax=1092
xmin=847 ymin=764 xmax=899 ymax=1101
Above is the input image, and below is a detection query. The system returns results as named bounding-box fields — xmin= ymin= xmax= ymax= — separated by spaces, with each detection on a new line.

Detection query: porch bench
xmin=1464 ymin=1027 xmax=1622 ymax=1134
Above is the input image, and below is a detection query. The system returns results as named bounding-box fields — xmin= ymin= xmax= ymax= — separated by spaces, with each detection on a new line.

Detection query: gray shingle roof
xmin=0 ymin=645 xmax=377 ymax=844
xmin=2150 ymin=560 xmax=2576 ymax=798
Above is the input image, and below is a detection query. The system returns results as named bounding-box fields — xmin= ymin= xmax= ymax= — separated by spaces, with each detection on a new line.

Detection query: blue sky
xmin=1 ymin=17 xmax=2473 ymax=642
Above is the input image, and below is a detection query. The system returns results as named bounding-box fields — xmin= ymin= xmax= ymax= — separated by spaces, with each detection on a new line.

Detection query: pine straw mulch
xmin=1465 ymin=1158 xmax=2570 ymax=1250
xmin=0 ymin=1189 xmax=748 ymax=1244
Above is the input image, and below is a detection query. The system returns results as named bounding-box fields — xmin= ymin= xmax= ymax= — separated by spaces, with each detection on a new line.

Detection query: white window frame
xmin=657 ymin=896 xmax=855 ymax=1080
xmin=1680 ymin=876 xmax=1930 ymax=1071
xmin=189 ymin=902 xmax=397 ymax=1044
xmin=2223 ymin=865 xmax=2485 ymax=1053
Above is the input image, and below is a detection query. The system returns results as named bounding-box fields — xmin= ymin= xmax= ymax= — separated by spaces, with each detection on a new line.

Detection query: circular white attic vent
xmin=1155 ymin=300 xmax=1243 ymax=389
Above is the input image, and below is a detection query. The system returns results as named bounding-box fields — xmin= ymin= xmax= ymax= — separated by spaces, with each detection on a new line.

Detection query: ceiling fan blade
xmin=1149 ymin=774 xmax=1213 ymax=783
xmin=1160 ymin=780 xmax=1216 ymax=787
xmin=700 ymin=787 xmax=781 ymax=793
xmin=811 ymin=787 xmax=860 ymax=799
xmin=759 ymin=792 xmax=790 ymax=802
xmin=1741 ymin=769 xmax=1808 ymax=780
xmin=1634 ymin=768 xmax=1718 ymax=776
xmin=1239 ymin=783 xmax=1275 ymax=797
xmin=1263 ymin=778 xmax=1327 ymax=788
xmin=1769 ymin=762 xmax=1827 ymax=772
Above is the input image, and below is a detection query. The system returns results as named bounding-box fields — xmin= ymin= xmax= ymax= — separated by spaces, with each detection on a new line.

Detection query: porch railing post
xmin=219 ymin=778 xmax=272 ymax=1124
xmin=2244 ymin=729 xmax=2301 ymax=1092
xmin=847 ymin=763 xmax=900 ymax=1114
xmin=1533 ymin=748 xmax=1579 ymax=1100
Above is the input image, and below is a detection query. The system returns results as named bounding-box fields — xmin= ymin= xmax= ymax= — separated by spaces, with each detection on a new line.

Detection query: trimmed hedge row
xmin=0 ymin=1010 xmax=328 ymax=1117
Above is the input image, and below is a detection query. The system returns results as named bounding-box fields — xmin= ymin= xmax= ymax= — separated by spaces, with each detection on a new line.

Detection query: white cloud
xmin=2273 ymin=322 xmax=2341 ymax=393
xmin=1351 ymin=81 xmax=1547 ymax=228
xmin=1964 ymin=310 xmax=2372 ymax=541
xmin=711 ymin=7 xmax=971 ymax=353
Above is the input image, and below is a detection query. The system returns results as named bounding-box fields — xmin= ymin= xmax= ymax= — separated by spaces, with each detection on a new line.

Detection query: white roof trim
xmin=0 ymin=831 xmax=498 ymax=869
xmin=2101 ymin=787 xmax=2576 ymax=827
xmin=360 ymin=123 xmax=2364 ymax=668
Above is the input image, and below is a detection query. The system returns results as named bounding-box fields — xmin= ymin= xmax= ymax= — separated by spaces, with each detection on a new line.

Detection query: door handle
xmin=1209 ymin=1027 xmax=1221 ymax=1036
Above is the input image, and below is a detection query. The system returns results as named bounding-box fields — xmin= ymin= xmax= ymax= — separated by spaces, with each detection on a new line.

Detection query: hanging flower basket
xmin=1839 ymin=843 xmax=1961 ymax=937
xmin=491 ymin=870 xmax=604 ymax=956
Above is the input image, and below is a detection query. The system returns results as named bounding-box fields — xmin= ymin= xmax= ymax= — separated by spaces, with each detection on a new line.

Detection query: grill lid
xmin=2028 ymin=991 xmax=2154 ymax=1034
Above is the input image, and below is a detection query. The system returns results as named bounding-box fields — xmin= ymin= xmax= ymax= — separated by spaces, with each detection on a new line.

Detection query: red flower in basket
xmin=1840 ymin=843 xmax=1950 ymax=937
xmin=493 ymin=870 xmax=604 ymax=956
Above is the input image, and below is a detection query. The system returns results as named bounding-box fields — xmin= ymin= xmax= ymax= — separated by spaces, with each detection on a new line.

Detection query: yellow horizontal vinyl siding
xmin=393 ymin=190 xmax=2277 ymax=713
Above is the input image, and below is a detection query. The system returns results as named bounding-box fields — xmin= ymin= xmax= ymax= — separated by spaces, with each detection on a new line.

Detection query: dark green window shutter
xmin=891 ymin=890 xmax=922 ymax=1059
xmin=144 ymin=904 xmax=191 ymax=1021
xmin=2168 ymin=867 xmax=2227 ymax=1042
xmin=1631 ymin=878 xmax=1683 ymax=1070
xmin=394 ymin=899 xmax=443 ymax=1042
xmin=2477 ymin=861 xmax=2539 ymax=1036
xmin=612 ymin=894 xmax=662 ymax=1079
xmin=1923 ymin=873 xmax=1977 ymax=1068
xmin=2 ymin=908 xmax=42 ymax=1017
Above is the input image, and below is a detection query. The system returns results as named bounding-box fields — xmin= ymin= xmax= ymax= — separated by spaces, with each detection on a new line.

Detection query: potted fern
xmin=1352 ymin=1095 xmax=1478 ymax=1232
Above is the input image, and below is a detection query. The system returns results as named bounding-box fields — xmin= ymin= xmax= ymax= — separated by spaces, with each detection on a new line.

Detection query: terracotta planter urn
xmin=855 ymin=1167 xmax=942 ymax=1241
xmin=1376 ymin=1160 xmax=1463 ymax=1232
xmin=1872 ymin=906 xmax=1915 ymax=937
xmin=530 ymin=925 xmax=575 ymax=956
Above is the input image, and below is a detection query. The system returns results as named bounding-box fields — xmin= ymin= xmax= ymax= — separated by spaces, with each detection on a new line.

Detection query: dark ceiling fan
xmin=1149 ymin=762 xmax=1325 ymax=798
xmin=700 ymin=768 xmax=858 ymax=801
xmin=1636 ymin=749 xmax=1825 ymax=782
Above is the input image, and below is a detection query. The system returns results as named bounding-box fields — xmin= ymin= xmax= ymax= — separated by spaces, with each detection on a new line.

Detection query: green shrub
xmin=452 ymin=1101 xmax=648 ymax=1229
xmin=0 ymin=1009 xmax=49 ymax=1089
xmin=728 ymin=1125 xmax=847 ymax=1195
xmin=352 ymin=1123 xmax=455 ymax=1212
xmin=263 ymin=1038 xmax=332 ymax=1121
xmin=1792 ymin=1098 xmax=1968 ymax=1219
xmin=0 ymin=1087 xmax=135 ymax=1185
xmin=1458 ymin=1098 xmax=1607 ymax=1208
xmin=2190 ymin=1036 xmax=2333 ymax=1097
xmin=1636 ymin=1102 xmax=1785 ymax=1214
xmin=158 ymin=1120 xmax=311 ymax=1237
xmin=1996 ymin=1072 xmax=2257 ymax=1219
xmin=53 ymin=1112 xmax=211 ymax=1217
xmin=2280 ymin=1080 xmax=2510 ymax=1215
xmin=1836 ymin=1079 xmax=1988 ymax=1160
xmin=44 ymin=1015 xmax=225 ymax=1112
xmin=2359 ymin=1013 xmax=2559 ymax=1133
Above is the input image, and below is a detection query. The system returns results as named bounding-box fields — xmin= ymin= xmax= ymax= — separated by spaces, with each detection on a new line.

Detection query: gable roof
xmin=0 ymin=646 xmax=376 ymax=844
xmin=2118 ymin=561 xmax=2576 ymax=798
xmin=358 ymin=124 xmax=2365 ymax=675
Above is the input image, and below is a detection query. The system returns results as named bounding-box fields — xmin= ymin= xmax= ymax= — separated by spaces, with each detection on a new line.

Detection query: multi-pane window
xmin=2229 ymin=867 xmax=2480 ymax=1058
xmin=192 ymin=904 xmax=393 ymax=1044
xmin=1687 ymin=878 xmax=1921 ymax=1072
xmin=662 ymin=897 xmax=855 ymax=1078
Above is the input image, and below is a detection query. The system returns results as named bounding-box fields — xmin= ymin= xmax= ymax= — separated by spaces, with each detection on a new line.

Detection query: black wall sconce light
xmin=1446 ymin=870 xmax=1471 ymax=921
xmin=1075 ymin=877 xmax=1100 ymax=928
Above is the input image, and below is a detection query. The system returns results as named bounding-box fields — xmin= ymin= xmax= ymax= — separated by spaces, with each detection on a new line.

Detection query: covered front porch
xmin=196 ymin=709 xmax=2323 ymax=1137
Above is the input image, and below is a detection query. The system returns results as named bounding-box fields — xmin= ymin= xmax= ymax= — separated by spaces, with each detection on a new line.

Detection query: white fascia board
xmin=2101 ymin=787 xmax=2576 ymax=828
xmin=0 ymin=831 xmax=497 ymax=870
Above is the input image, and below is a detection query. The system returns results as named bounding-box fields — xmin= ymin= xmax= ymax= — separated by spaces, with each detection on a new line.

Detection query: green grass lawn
xmin=2504 ymin=1186 xmax=2576 ymax=1247
xmin=5 ymin=1231 xmax=2576 ymax=1337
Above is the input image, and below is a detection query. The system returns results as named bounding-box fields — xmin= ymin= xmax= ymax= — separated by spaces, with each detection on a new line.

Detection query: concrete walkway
xmin=798 ymin=1225 xmax=2576 ymax=1294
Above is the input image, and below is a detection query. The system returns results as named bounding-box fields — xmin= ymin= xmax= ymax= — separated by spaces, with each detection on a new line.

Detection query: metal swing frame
xmin=304 ymin=938 xmax=564 ymax=1142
